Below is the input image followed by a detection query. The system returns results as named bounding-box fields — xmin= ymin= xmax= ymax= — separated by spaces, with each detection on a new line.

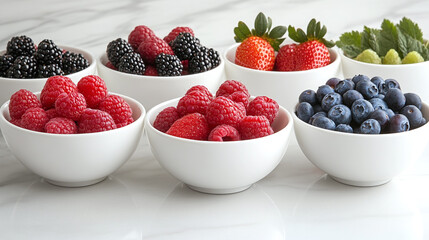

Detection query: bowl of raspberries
xmin=97 ymin=25 xmax=224 ymax=111
xmin=224 ymin=13 xmax=341 ymax=113
xmin=145 ymin=80 xmax=293 ymax=194
xmin=0 ymin=35 xmax=96 ymax=106
xmin=0 ymin=75 xmax=145 ymax=187
xmin=293 ymin=74 xmax=429 ymax=187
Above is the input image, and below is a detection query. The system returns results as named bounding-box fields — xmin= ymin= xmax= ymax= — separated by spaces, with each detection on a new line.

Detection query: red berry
xmin=235 ymin=36 xmax=275 ymax=71
xmin=45 ymin=108 xmax=58 ymax=119
xmin=55 ymin=92 xmax=87 ymax=121
xmin=9 ymin=118 xmax=22 ymax=127
xmin=138 ymin=37 xmax=174 ymax=65
xmin=247 ymin=96 xmax=279 ymax=124
xmin=166 ymin=113 xmax=209 ymax=140
xmin=163 ymin=26 xmax=194 ymax=44
xmin=239 ymin=115 xmax=274 ymax=140
xmin=153 ymin=106 xmax=180 ymax=133
xmin=98 ymin=94 xmax=132 ymax=125
xmin=181 ymin=60 xmax=189 ymax=70
xmin=177 ymin=90 xmax=212 ymax=117
xmin=295 ymin=40 xmax=330 ymax=71
xmin=208 ymin=124 xmax=240 ymax=141
xmin=206 ymin=96 xmax=246 ymax=129
xmin=116 ymin=117 xmax=134 ymax=128
xmin=227 ymin=91 xmax=250 ymax=108
xmin=144 ymin=65 xmax=158 ymax=76
xmin=216 ymin=80 xmax=250 ymax=98
xmin=106 ymin=61 xmax=117 ymax=70
xmin=40 ymin=76 xmax=77 ymax=109
xmin=275 ymin=44 xmax=297 ymax=71
xmin=128 ymin=25 xmax=156 ymax=51
xmin=45 ymin=117 xmax=77 ymax=134
xmin=77 ymin=75 xmax=108 ymax=108
xmin=20 ymin=107 xmax=49 ymax=132
xmin=185 ymin=85 xmax=213 ymax=99
xmin=78 ymin=108 xmax=117 ymax=133
xmin=9 ymin=89 xmax=42 ymax=119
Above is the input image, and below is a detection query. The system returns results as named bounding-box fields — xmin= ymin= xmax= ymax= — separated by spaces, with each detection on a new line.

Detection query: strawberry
xmin=275 ymin=43 xmax=297 ymax=71
xmin=233 ymin=12 xmax=286 ymax=71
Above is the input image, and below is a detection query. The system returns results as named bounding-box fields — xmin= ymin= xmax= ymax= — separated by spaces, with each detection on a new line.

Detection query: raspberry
xmin=9 ymin=118 xmax=22 ymax=127
xmin=78 ymin=108 xmax=117 ymax=133
xmin=206 ymin=96 xmax=246 ymax=128
xmin=227 ymin=91 xmax=250 ymax=108
xmin=45 ymin=117 xmax=77 ymax=134
xmin=247 ymin=96 xmax=279 ymax=124
xmin=215 ymin=80 xmax=250 ymax=98
xmin=185 ymin=85 xmax=213 ymax=99
xmin=106 ymin=61 xmax=117 ymax=70
xmin=153 ymin=106 xmax=180 ymax=132
xmin=176 ymin=90 xmax=212 ymax=117
xmin=55 ymin=92 xmax=87 ymax=121
xmin=20 ymin=107 xmax=49 ymax=132
xmin=144 ymin=65 xmax=158 ymax=76
xmin=98 ymin=94 xmax=132 ymax=125
xmin=163 ymin=26 xmax=194 ymax=44
xmin=9 ymin=89 xmax=42 ymax=119
xmin=166 ymin=113 xmax=209 ymax=140
xmin=77 ymin=75 xmax=108 ymax=108
xmin=116 ymin=117 xmax=134 ymax=128
xmin=128 ymin=25 xmax=156 ymax=51
xmin=137 ymin=37 xmax=174 ymax=65
xmin=239 ymin=115 xmax=274 ymax=140
xmin=40 ymin=75 xmax=77 ymax=109
xmin=45 ymin=108 xmax=58 ymax=119
xmin=208 ymin=124 xmax=240 ymax=141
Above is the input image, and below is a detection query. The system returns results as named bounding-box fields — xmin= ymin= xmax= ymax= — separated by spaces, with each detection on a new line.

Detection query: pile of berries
xmin=153 ymin=80 xmax=280 ymax=141
xmin=106 ymin=25 xmax=221 ymax=76
xmin=233 ymin=13 xmax=334 ymax=72
xmin=296 ymin=75 xmax=427 ymax=134
xmin=0 ymin=36 xmax=89 ymax=78
xmin=8 ymin=75 xmax=133 ymax=134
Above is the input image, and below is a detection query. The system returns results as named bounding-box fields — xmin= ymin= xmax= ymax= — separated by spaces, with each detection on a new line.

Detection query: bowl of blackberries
xmin=293 ymin=74 xmax=429 ymax=187
xmin=97 ymin=25 xmax=225 ymax=111
xmin=0 ymin=35 xmax=96 ymax=106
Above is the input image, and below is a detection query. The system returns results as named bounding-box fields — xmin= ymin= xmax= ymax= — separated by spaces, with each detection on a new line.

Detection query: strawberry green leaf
xmin=315 ymin=22 xmax=321 ymax=39
xmin=296 ymin=28 xmax=308 ymax=42
xmin=254 ymin=12 xmax=268 ymax=36
xmin=321 ymin=39 xmax=335 ymax=48
xmin=233 ymin=21 xmax=252 ymax=42
xmin=307 ymin=19 xmax=316 ymax=39
xmin=397 ymin=17 xmax=423 ymax=43
xmin=267 ymin=17 xmax=272 ymax=32
xmin=318 ymin=25 xmax=327 ymax=39
xmin=268 ymin=26 xmax=287 ymax=39
xmin=270 ymin=38 xmax=285 ymax=51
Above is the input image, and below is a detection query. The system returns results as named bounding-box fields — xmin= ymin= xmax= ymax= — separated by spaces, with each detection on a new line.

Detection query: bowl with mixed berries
xmin=224 ymin=13 xmax=341 ymax=112
xmin=0 ymin=75 xmax=145 ymax=187
xmin=293 ymin=74 xmax=429 ymax=186
xmin=97 ymin=25 xmax=224 ymax=111
xmin=0 ymin=35 xmax=96 ymax=106
xmin=145 ymin=80 xmax=293 ymax=194
xmin=337 ymin=17 xmax=429 ymax=102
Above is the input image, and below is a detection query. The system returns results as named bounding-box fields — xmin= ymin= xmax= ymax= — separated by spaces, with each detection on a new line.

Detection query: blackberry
xmin=118 ymin=52 xmax=145 ymax=75
xmin=171 ymin=32 xmax=201 ymax=60
xmin=155 ymin=53 xmax=183 ymax=76
xmin=0 ymin=55 xmax=14 ymax=77
xmin=6 ymin=56 xmax=37 ymax=79
xmin=6 ymin=35 xmax=36 ymax=58
xmin=106 ymin=38 xmax=134 ymax=68
xmin=62 ymin=51 xmax=89 ymax=75
xmin=36 ymin=64 xmax=64 ymax=78
xmin=188 ymin=51 xmax=212 ymax=74
xmin=201 ymin=47 xmax=221 ymax=68
xmin=34 ymin=39 xmax=62 ymax=65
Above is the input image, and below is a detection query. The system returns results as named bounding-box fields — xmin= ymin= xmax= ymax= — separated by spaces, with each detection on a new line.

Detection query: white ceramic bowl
xmin=293 ymin=103 xmax=429 ymax=187
xmin=0 ymin=45 xmax=96 ymax=106
xmin=97 ymin=53 xmax=225 ymax=111
xmin=145 ymin=97 xmax=293 ymax=194
xmin=340 ymin=50 xmax=429 ymax=102
xmin=224 ymin=43 xmax=341 ymax=112
xmin=0 ymin=93 xmax=145 ymax=187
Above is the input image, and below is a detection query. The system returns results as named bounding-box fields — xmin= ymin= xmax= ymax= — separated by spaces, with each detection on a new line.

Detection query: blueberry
xmin=384 ymin=109 xmax=395 ymax=119
xmin=404 ymin=93 xmax=422 ymax=110
xmin=351 ymin=74 xmax=370 ymax=85
xmin=299 ymin=89 xmax=317 ymax=105
xmin=312 ymin=116 xmax=336 ymax=130
xmin=389 ymin=114 xmax=410 ymax=133
xmin=328 ymin=104 xmax=352 ymax=125
xmin=416 ymin=117 xmax=427 ymax=128
xmin=351 ymin=99 xmax=374 ymax=124
xmin=380 ymin=78 xmax=401 ymax=95
xmin=309 ymin=111 xmax=327 ymax=125
xmin=369 ymin=98 xmax=388 ymax=110
xmin=369 ymin=109 xmax=390 ymax=130
xmin=326 ymin=77 xmax=341 ymax=89
xmin=296 ymin=102 xmax=314 ymax=123
xmin=400 ymin=105 xmax=423 ymax=129
xmin=313 ymin=104 xmax=323 ymax=113
xmin=376 ymin=94 xmax=385 ymax=100
xmin=335 ymin=124 xmax=353 ymax=133
xmin=384 ymin=88 xmax=406 ymax=111
xmin=359 ymin=119 xmax=381 ymax=134
xmin=321 ymin=92 xmax=342 ymax=112
xmin=356 ymin=80 xmax=378 ymax=99
xmin=370 ymin=76 xmax=384 ymax=91
xmin=316 ymin=85 xmax=334 ymax=103
xmin=334 ymin=79 xmax=355 ymax=95
xmin=343 ymin=90 xmax=363 ymax=107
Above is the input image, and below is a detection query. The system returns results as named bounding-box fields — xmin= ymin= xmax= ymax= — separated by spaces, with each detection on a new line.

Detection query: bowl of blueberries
xmin=293 ymin=74 xmax=429 ymax=187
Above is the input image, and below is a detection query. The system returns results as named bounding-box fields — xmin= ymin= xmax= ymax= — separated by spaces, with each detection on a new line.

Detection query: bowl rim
xmin=0 ymin=45 xmax=96 ymax=82
xmin=145 ymin=96 xmax=293 ymax=145
xmin=0 ymin=92 xmax=146 ymax=137
xmin=223 ymin=43 xmax=340 ymax=75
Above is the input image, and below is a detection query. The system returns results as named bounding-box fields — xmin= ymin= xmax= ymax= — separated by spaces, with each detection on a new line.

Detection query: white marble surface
xmin=1 ymin=0 xmax=429 ymax=239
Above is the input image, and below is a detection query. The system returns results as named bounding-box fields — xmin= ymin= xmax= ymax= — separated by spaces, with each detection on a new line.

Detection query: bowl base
xmin=45 ymin=177 xmax=107 ymax=188
xmin=330 ymin=175 xmax=391 ymax=187
xmin=186 ymin=184 xmax=252 ymax=194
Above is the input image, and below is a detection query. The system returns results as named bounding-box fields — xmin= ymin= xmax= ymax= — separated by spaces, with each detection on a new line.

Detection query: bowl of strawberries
xmin=224 ymin=13 xmax=341 ymax=112
xmin=98 ymin=25 xmax=224 ymax=111
xmin=145 ymin=80 xmax=293 ymax=194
